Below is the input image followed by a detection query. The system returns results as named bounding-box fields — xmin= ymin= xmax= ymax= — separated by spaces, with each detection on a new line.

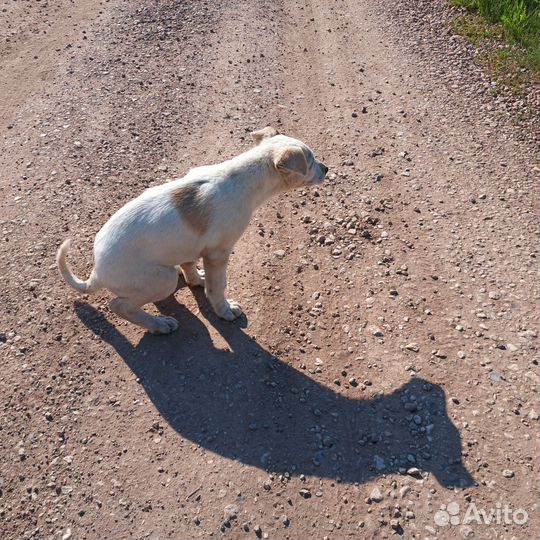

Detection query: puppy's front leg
xmin=203 ymin=251 xmax=243 ymax=321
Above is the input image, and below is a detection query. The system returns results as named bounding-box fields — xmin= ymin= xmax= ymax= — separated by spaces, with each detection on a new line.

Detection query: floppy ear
xmin=274 ymin=146 xmax=308 ymax=176
xmin=251 ymin=126 xmax=279 ymax=144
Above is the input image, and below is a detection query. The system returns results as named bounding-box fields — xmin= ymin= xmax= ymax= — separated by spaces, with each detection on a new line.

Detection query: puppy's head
xmin=251 ymin=127 xmax=328 ymax=188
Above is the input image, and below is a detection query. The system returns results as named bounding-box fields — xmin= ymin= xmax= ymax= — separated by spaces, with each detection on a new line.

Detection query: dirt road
xmin=1 ymin=0 xmax=538 ymax=538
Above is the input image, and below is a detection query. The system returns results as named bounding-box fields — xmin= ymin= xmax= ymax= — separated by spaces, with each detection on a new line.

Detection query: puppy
xmin=57 ymin=127 xmax=328 ymax=334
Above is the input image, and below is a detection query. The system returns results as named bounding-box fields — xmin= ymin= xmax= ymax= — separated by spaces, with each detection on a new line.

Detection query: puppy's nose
xmin=322 ymin=164 xmax=329 ymax=174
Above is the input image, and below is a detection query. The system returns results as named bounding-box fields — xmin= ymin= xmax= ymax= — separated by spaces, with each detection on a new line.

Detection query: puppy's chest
xmin=207 ymin=211 xmax=252 ymax=247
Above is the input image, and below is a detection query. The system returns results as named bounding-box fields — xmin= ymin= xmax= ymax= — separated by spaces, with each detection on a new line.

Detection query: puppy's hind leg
xmin=179 ymin=262 xmax=205 ymax=287
xmin=109 ymin=298 xmax=179 ymax=334
xmin=109 ymin=265 xmax=180 ymax=334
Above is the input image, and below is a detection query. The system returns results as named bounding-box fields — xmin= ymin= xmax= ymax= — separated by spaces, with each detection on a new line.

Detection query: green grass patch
xmin=452 ymin=0 xmax=540 ymax=72
xmin=485 ymin=48 xmax=538 ymax=91
xmin=451 ymin=13 xmax=505 ymax=43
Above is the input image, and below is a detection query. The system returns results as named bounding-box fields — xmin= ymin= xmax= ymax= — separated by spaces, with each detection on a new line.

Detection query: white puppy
xmin=57 ymin=127 xmax=328 ymax=334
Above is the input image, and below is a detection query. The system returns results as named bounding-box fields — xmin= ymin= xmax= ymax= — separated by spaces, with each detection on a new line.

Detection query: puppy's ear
xmin=274 ymin=146 xmax=308 ymax=176
xmin=251 ymin=126 xmax=279 ymax=144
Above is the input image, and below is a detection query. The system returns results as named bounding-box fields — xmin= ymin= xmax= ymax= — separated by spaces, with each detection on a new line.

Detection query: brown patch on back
xmin=170 ymin=182 xmax=211 ymax=235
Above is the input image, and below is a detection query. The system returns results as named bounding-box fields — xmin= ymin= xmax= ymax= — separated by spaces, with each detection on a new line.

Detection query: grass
xmin=451 ymin=0 xmax=540 ymax=91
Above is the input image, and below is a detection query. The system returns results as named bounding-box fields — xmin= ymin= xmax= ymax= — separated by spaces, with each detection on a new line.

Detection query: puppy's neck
xmin=229 ymin=152 xmax=284 ymax=213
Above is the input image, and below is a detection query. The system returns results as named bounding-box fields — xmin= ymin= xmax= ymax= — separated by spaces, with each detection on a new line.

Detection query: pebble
xmin=62 ymin=529 xmax=72 ymax=540
xmin=502 ymin=469 xmax=515 ymax=478
xmin=369 ymin=486 xmax=383 ymax=502
xmin=274 ymin=250 xmax=285 ymax=258
xmin=374 ymin=455 xmax=386 ymax=471
xmin=223 ymin=504 xmax=239 ymax=522
xmin=405 ymin=343 xmax=419 ymax=352
xmin=299 ymin=488 xmax=312 ymax=499
xmin=399 ymin=485 xmax=411 ymax=498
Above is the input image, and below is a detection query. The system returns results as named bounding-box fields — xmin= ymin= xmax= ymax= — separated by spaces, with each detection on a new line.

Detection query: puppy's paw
xmin=187 ymin=268 xmax=205 ymax=287
xmin=150 ymin=315 xmax=179 ymax=335
xmin=215 ymin=299 xmax=243 ymax=321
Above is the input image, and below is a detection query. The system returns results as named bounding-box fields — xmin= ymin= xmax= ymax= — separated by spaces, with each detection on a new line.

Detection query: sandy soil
xmin=1 ymin=0 xmax=538 ymax=538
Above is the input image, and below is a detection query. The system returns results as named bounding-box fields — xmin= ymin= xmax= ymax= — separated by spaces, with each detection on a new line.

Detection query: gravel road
xmin=1 ymin=0 xmax=538 ymax=538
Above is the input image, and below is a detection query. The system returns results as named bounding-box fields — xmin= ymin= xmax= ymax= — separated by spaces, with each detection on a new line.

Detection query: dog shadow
xmin=75 ymin=288 xmax=474 ymax=489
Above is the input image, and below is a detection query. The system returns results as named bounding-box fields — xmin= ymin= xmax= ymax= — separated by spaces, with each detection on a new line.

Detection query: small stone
xmin=369 ymin=486 xmax=383 ymax=502
xmin=299 ymin=488 xmax=312 ymax=499
xmin=399 ymin=485 xmax=411 ymax=498
xmin=374 ymin=455 xmax=386 ymax=471
xmin=405 ymin=343 xmax=419 ymax=352
xmin=274 ymin=250 xmax=286 ymax=258
xmin=223 ymin=504 xmax=239 ymax=521
xmin=371 ymin=327 xmax=384 ymax=337
xmin=488 ymin=291 xmax=501 ymax=300
xmin=502 ymin=469 xmax=515 ymax=478
xmin=282 ymin=514 xmax=290 ymax=526
xmin=506 ymin=343 xmax=519 ymax=352
xmin=407 ymin=467 xmax=422 ymax=477
xmin=62 ymin=529 xmax=72 ymax=540
xmin=529 ymin=410 xmax=539 ymax=421
xmin=457 ymin=351 xmax=466 ymax=359
xmin=73 ymin=141 xmax=82 ymax=148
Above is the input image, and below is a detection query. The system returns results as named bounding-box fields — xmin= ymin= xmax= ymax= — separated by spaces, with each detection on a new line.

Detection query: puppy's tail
xmin=56 ymin=239 xmax=102 ymax=294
